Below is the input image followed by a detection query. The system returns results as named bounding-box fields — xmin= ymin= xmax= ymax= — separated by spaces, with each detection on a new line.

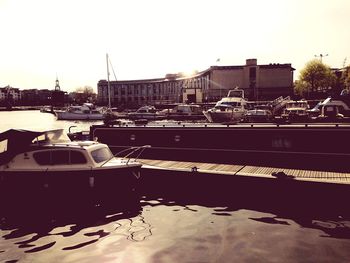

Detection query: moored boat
xmin=203 ymin=89 xmax=247 ymax=123
xmin=243 ymin=108 xmax=273 ymax=123
xmin=90 ymin=122 xmax=350 ymax=172
xmin=0 ymin=129 xmax=143 ymax=200
xmin=55 ymin=103 xmax=105 ymax=120
xmin=280 ymin=100 xmax=310 ymax=123
xmin=159 ymin=104 xmax=205 ymax=120
xmin=127 ymin=105 xmax=164 ymax=120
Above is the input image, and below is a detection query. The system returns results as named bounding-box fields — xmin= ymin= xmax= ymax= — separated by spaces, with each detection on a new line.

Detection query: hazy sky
xmin=1 ymin=0 xmax=349 ymax=92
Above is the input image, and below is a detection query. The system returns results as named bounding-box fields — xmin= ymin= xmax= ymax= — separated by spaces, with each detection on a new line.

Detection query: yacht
xmin=55 ymin=103 xmax=105 ymax=120
xmin=203 ymin=89 xmax=247 ymax=123
xmin=280 ymin=100 xmax=310 ymax=122
xmin=0 ymin=129 xmax=143 ymax=194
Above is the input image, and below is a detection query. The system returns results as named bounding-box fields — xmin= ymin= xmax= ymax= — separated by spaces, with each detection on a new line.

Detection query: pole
xmin=106 ymin=53 xmax=111 ymax=109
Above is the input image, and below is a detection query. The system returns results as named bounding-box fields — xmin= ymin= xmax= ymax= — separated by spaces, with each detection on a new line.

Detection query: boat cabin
xmin=0 ymin=129 xmax=118 ymax=171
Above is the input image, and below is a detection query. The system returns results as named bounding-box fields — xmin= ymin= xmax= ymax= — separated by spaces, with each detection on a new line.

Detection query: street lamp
xmin=314 ymin=53 xmax=328 ymax=63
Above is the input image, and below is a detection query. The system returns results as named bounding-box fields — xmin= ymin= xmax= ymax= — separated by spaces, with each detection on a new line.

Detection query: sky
xmin=0 ymin=0 xmax=349 ymax=92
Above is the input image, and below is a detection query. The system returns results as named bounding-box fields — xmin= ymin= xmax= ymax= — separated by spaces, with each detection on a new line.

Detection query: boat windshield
xmin=227 ymin=89 xmax=244 ymax=98
xmin=91 ymin=146 xmax=113 ymax=163
xmin=286 ymin=101 xmax=308 ymax=109
xmin=219 ymin=101 xmax=241 ymax=107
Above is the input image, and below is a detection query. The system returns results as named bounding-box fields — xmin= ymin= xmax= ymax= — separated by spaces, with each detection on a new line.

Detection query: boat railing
xmin=271 ymin=96 xmax=291 ymax=114
xmin=114 ymin=145 xmax=151 ymax=164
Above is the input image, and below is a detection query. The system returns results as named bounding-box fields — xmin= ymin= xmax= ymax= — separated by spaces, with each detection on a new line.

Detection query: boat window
xmin=32 ymin=134 xmax=46 ymax=144
xmin=51 ymin=150 xmax=70 ymax=165
xmin=91 ymin=147 xmax=113 ymax=163
xmin=33 ymin=150 xmax=87 ymax=165
xmin=221 ymin=102 xmax=240 ymax=107
xmin=0 ymin=139 xmax=8 ymax=153
xmin=33 ymin=151 xmax=51 ymax=165
xmin=71 ymin=150 xmax=87 ymax=164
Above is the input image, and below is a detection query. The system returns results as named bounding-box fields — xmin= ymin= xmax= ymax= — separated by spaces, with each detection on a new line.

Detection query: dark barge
xmin=90 ymin=122 xmax=350 ymax=172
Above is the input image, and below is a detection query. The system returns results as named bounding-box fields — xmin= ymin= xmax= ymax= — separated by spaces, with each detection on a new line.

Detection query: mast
xmin=106 ymin=53 xmax=111 ymax=109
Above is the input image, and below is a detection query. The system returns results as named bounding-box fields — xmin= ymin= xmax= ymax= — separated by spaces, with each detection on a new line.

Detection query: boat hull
xmin=0 ymin=166 xmax=141 ymax=203
xmin=203 ymin=110 xmax=244 ymax=123
xmin=55 ymin=111 xmax=104 ymax=120
xmin=90 ymin=123 xmax=350 ymax=172
xmin=128 ymin=113 xmax=165 ymax=120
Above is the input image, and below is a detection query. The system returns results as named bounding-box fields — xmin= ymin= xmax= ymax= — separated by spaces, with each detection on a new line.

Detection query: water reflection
xmin=1 ymin=171 xmax=350 ymax=262
xmin=0 ymin=190 xmax=148 ymax=259
xmin=140 ymin=170 xmax=350 ymax=241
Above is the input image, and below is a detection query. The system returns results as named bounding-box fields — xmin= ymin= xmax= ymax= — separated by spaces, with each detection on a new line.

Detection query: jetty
xmin=139 ymin=158 xmax=350 ymax=184
xmin=137 ymin=158 xmax=350 ymax=214
xmin=88 ymin=121 xmax=350 ymax=204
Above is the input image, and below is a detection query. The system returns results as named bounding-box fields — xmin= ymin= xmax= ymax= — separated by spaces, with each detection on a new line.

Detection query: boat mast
xmin=106 ymin=53 xmax=111 ymax=109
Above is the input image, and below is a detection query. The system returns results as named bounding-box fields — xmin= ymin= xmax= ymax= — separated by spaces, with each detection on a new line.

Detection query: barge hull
xmin=90 ymin=124 xmax=350 ymax=172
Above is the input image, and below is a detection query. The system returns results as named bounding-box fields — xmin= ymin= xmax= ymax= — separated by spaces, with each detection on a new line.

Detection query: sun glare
xmin=181 ymin=70 xmax=199 ymax=77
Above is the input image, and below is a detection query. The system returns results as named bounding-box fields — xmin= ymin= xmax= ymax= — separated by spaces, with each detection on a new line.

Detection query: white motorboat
xmin=203 ymin=89 xmax=247 ymax=123
xmin=280 ymin=100 xmax=310 ymax=122
xmin=0 ymin=129 xmax=144 ymax=196
xmin=55 ymin=103 xmax=105 ymax=120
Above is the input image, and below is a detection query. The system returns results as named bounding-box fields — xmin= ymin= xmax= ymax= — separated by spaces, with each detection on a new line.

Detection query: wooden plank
xmin=139 ymin=159 xmax=350 ymax=184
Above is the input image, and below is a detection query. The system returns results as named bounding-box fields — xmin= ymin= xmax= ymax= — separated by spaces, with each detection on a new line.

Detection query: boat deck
xmin=139 ymin=159 xmax=350 ymax=185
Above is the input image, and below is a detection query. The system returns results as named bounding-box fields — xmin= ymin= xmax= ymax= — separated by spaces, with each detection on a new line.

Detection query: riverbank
xmin=0 ymin=106 xmax=44 ymax=111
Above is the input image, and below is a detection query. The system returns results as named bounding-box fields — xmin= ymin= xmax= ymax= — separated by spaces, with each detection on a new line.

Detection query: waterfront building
xmin=0 ymin=86 xmax=21 ymax=106
xmin=21 ymin=89 xmax=52 ymax=106
xmin=97 ymin=59 xmax=294 ymax=107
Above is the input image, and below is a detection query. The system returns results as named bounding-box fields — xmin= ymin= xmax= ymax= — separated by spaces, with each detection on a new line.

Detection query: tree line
xmin=294 ymin=59 xmax=350 ymax=99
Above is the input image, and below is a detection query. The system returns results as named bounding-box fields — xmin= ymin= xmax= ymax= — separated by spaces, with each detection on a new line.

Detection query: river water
xmin=1 ymin=110 xmax=350 ymax=262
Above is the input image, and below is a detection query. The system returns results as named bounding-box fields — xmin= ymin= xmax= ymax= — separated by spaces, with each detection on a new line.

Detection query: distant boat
xmin=280 ymin=100 xmax=310 ymax=123
xmin=159 ymin=104 xmax=205 ymax=120
xmin=127 ymin=105 xmax=164 ymax=120
xmin=243 ymin=108 xmax=273 ymax=123
xmin=54 ymin=103 xmax=105 ymax=120
xmin=203 ymin=89 xmax=247 ymax=123
xmin=40 ymin=106 xmax=54 ymax=114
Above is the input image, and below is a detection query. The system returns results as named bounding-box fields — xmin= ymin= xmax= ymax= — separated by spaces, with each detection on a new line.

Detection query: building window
xmin=249 ymin=67 xmax=256 ymax=80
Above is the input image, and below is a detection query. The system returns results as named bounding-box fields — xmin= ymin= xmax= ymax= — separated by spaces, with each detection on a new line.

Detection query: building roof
xmin=260 ymin=63 xmax=295 ymax=70
xmin=98 ymin=61 xmax=295 ymax=85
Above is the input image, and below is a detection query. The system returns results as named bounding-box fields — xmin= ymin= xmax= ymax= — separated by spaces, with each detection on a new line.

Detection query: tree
xmin=71 ymin=86 xmax=97 ymax=104
xmin=297 ymin=59 xmax=336 ymax=98
xmin=294 ymin=79 xmax=309 ymax=97
xmin=342 ymin=65 xmax=350 ymax=90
